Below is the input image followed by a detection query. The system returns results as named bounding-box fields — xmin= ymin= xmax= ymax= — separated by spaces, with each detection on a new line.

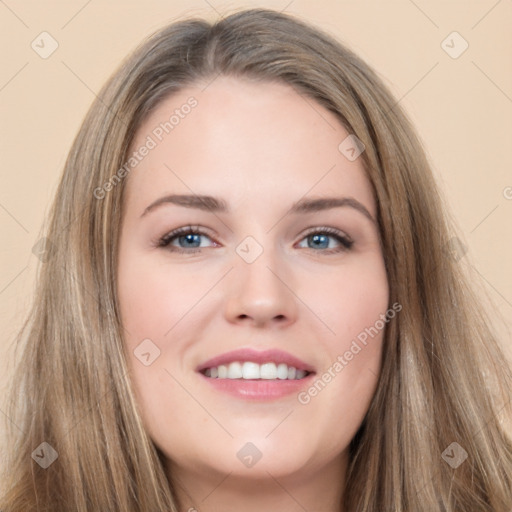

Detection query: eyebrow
xmin=140 ymin=194 xmax=375 ymax=223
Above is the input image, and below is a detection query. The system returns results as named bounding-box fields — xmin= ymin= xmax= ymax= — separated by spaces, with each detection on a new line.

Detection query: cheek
xmin=116 ymin=258 xmax=199 ymax=443
xmin=117 ymin=256 xmax=204 ymax=343
xmin=299 ymin=254 xmax=388 ymax=423
xmin=309 ymin=254 xmax=389 ymax=344
xmin=116 ymin=250 xmax=220 ymax=418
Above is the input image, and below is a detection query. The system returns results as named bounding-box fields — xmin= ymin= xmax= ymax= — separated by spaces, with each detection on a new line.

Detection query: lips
xmin=196 ymin=348 xmax=316 ymax=401
xmin=196 ymin=348 xmax=316 ymax=375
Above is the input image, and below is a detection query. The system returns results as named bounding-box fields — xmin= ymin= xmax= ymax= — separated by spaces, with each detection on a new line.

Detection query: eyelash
xmin=156 ymin=225 xmax=353 ymax=255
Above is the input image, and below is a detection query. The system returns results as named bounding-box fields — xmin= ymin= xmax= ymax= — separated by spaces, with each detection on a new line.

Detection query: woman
xmin=1 ymin=8 xmax=511 ymax=511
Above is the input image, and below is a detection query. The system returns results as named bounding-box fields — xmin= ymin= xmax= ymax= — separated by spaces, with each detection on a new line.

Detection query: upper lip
xmin=196 ymin=348 xmax=316 ymax=373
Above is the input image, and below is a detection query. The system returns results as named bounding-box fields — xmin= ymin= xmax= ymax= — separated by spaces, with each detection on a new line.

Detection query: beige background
xmin=1 ymin=0 xmax=511 ymax=443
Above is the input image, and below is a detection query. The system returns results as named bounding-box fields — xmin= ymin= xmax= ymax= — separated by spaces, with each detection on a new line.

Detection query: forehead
xmin=125 ymin=76 xmax=375 ymax=216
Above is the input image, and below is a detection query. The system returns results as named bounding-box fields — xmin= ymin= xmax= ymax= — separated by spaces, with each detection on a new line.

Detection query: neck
xmin=167 ymin=454 xmax=347 ymax=512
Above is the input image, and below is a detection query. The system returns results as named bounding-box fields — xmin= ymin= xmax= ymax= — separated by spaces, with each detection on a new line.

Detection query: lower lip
xmin=198 ymin=372 xmax=315 ymax=401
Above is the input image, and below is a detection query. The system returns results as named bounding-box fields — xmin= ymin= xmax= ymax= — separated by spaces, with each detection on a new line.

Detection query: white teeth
xmin=296 ymin=369 xmax=307 ymax=379
xmin=203 ymin=361 xmax=310 ymax=380
xmin=242 ymin=362 xmax=260 ymax=379
xmin=260 ymin=362 xmax=277 ymax=379
xmin=227 ymin=361 xmax=243 ymax=379
xmin=276 ymin=363 xmax=289 ymax=380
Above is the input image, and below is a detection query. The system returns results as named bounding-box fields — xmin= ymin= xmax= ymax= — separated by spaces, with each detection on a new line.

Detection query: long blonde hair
xmin=2 ymin=8 xmax=511 ymax=511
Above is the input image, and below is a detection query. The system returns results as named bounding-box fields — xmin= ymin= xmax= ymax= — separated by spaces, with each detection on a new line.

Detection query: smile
xmin=201 ymin=361 xmax=311 ymax=380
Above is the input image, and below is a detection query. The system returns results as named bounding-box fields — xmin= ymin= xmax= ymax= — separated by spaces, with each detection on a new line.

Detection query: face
xmin=117 ymin=76 xmax=389 ymax=486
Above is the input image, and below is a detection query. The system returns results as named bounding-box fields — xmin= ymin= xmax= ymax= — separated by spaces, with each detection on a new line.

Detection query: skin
xmin=117 ymin=76 xmax=389 ymax=512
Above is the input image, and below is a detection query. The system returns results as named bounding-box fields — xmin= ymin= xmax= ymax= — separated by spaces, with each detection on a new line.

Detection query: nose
xmin=224 ymin=248 xmax=298 ymax=329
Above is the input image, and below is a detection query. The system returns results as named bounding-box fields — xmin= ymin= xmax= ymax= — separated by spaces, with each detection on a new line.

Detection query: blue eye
xmin=157 ymin=226 xmax=353 ymax=254
xmin=158 ymin=226 xmax=215 ymax=253
xmin=297 ymin=228 xmax=353 ymax=253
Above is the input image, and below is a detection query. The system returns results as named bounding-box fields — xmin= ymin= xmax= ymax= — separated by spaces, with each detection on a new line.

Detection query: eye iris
xmin=179 ymin=233 xmax=201 ymax=248
xmin=310 ymin=234 xmax=329 ymax=249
